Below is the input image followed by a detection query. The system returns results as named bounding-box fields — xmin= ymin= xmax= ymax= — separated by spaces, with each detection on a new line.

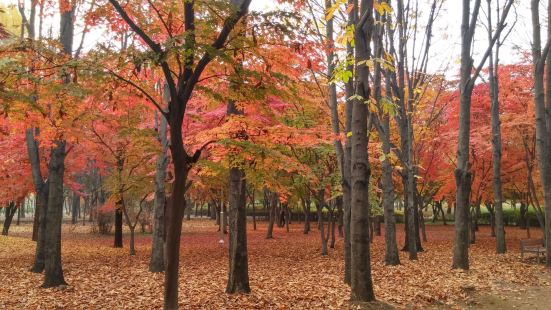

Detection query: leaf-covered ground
xmin=0 ymin=220 xmax=549 ymax=309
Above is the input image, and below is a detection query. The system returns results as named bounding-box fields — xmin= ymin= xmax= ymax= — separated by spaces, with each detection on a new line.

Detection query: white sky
xmin=0 ymin=0 xmax=540 ymax=76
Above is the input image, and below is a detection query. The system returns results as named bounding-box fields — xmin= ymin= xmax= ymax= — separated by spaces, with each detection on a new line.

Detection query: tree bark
xmin=26 ymin=128 xmax=48 ymax=273
xmin=2 ymin=202 xmax=17 ymax=235
xmin=114 ymin=205 xmax=123 ymax=248
xmin=226 ymin=64 xmax=250 ymax=292
xmin=342 ymin=0 xmax=355 ymax=286
xmin=531 ymin=0 xmax=551 ymax=267
xmin=71 ymin=192 xmax=79 ymax=225
xmin=487 ymin=0 xmax=506 ymax=253
xmin=266 ymin=191 xmax=277 ymax=239
xmin=150 ymin=106 xmax=167 ymax=270
xmin=302 ymin=198 xmax=311 ymax=234
xmin=129 ymin=226 xmax=136 ymax=256
xmin=316 ymin=191 xmax=328 ymax=256
xmin=350 ymin=0 xmax=375 ymax=302
xmin=453 ymin=0 xmax=479 ymax=270
xmin=226 ymin=166 xmax=250 ymax=293
xmin=42 ymin=141 xmax=67 ymax=287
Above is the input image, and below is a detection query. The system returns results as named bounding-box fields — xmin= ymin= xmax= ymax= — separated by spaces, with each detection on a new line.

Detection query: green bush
xmin=477 ymin=207 xmax=541 ymax=227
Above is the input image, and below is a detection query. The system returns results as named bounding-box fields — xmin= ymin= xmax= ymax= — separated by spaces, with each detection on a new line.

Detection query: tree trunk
xmin=42 ymin=141 xmax=67 ymax=287
xmin=374 ymin=216 xmax=381 ymax=236
xmin=222 ymin=203 xmax=228 ymax=234
xmin=129 ymin=226 xmax=136 ymax=256
xmin=302 ymin=198 xmax=311 ymax=234
xmin=350 ymin=0 xmax=375 ymax=302
xmin=266 ymin=192 xmax=277 ymax=239
xmin=453 ymin=0 xmax=478 ymax=270
xmin=251 ymin=192 xmax=257 ymax=231
xmin=531 ymin=0 xmax=551 ymax=268
xmin=487 ymin=4 xmax=506 ymax=253
xmin=226 ymin=167 xmax=250 ymax=293
xmin=316 ymin=191 xmax=328 ymax=256
xmin=330 ymin=207 xmax=336 ymax=249
xmin=284 ymin=204 xmax=290 ymax=233
xmin=2 ymin=202 xmax=17 ymax=235
xmin=342 ymin=0 xmax=355 ymax=286
xmin=32 ymin=198 xmax=39 ymax=240
xmin=114 ymin=205 xmax=123 ymax=248
xmin=16 ymin=202 xmax=21 ymax=226
xmin=26 ymin=129 xmax=48 ymax=272
xmin=336 ymin=197 xmax=343 ymax=237
xmin=226 ymin=80 xmax=250 ymax=293
xmin=380 ymin=92 xmax=399 ymax=265
xmin=71 ymin=192 xmax=79 ymax=225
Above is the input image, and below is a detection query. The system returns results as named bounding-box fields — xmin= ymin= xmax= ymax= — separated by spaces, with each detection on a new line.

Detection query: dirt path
xmin=454 ymin=270 xmax=551 ymax=310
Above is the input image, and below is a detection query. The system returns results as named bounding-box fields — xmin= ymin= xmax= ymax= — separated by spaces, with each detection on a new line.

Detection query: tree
xmin=106 ymin=1 xmax=252 ymax=307
xmin=530 ymin=0 xmax=551 ymax=267
xmin=226 ymin=15 xmax=250 ymax=292
xmin=149 ymin=85 xmax=169 ymax=272
xmin=453 ymin=0 xmax=512 ymax=270
xmin=349 ymin=0 xmax=375 ymax=302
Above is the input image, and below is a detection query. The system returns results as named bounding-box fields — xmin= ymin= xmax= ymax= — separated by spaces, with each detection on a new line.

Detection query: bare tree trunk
xmin=453 ymin=0 xmax=481 ymax=270
xmin=71 ymin=192 xmax=79 ymax=225
xmin=487 ymin=0 xmax=506 ymax=253
xmin=342 ymin=0 xmax=355 ymax=285
xmin=42 ymin=141 xmax=67 ymax=287
xmin=316 ymin=191 xmax=328 ymax=256
xmin=302 ymin=198 xmax=311 ymax=234
xmin=251 ymin=191 xmax=257 ymax=231
xmin=114 ymin=204 xmax=123 ymax=248
xmin=129 ymin=226 xmax=136 ymax=255
xmin=330 ymin=207 xmax=336 ymax=249
xmin=266 ymin=191 xmax=277 ymax=239
xmin=2 ymin=202 xmax=17 ymax=235
xmin=531 ymin=0 xmax=551 ymax=267
xmin=226 ymin=69 xmax=250 ymax=292
xmin=350 ymin=0 xmax=375 ymax=302
xmin=26 ymin=129 xmax=48 ymax=273
xmin=16 ymin=202 xmax=21 ymax=226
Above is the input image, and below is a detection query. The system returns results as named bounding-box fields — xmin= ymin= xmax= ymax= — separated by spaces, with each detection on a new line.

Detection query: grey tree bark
xmin=530 ymin=0 xmax=551 ymax=267
xmin=373 ymin=7 xmax=400 ymax=265
xmin=42 ymin=141 xmax=67 ymax=287
xmin=266 ymin=191 xmax=277 ymax=239
xmin=453 ymin=0 xmax=512 ymax=269
xmin=26 ymin=128 xmax=48 ymax=273
xmin=350 ymin=0 xmax=376 ymax=302
xmin=225 ymin=44 xmax=250 ymax=291
xmin=149 ymin=85 xmax=169 ymax=273
xmin=486 ymin=0 xmax=507 ymax=254
xmin=71 ymin=192 xmax=79 ymax=225
xmin=342 ymin=0 xmax=355 ymax=286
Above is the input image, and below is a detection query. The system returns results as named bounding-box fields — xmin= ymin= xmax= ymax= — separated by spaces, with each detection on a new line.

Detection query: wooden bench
xmin=520 ymin=239 xmax=545 ymax=263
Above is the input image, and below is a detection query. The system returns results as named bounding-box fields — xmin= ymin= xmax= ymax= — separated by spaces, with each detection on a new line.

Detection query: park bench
xmin=520 ymin=239 xmax=545 ymax=263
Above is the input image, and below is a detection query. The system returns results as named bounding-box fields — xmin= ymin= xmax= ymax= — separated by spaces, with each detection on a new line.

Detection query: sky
xmin=0 ymin=0 xmax=540 ymax=76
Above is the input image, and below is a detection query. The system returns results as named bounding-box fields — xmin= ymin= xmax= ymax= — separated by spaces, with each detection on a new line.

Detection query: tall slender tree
xmin=453 ymin=0 xmax=512 ymax=270
xmin=350 ymin=0 xmax=375 ymax=302
xmin=149 ymin=84 xmax=169 ymax=272
xmin=530 ymin=0 xmax=551 ymax=267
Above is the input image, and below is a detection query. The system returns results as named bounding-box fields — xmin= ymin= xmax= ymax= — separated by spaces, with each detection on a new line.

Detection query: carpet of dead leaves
xmin=0 ymin=219 xmax=550 ymax=309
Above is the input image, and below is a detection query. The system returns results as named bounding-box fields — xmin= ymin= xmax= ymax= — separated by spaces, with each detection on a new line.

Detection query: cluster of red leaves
xmin=0 ymin=221 xmax=549 ymax=309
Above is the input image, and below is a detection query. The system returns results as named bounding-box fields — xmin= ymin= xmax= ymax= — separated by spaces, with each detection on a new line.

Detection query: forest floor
xmin=0 ymin=219 xmax=550 ymax=309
